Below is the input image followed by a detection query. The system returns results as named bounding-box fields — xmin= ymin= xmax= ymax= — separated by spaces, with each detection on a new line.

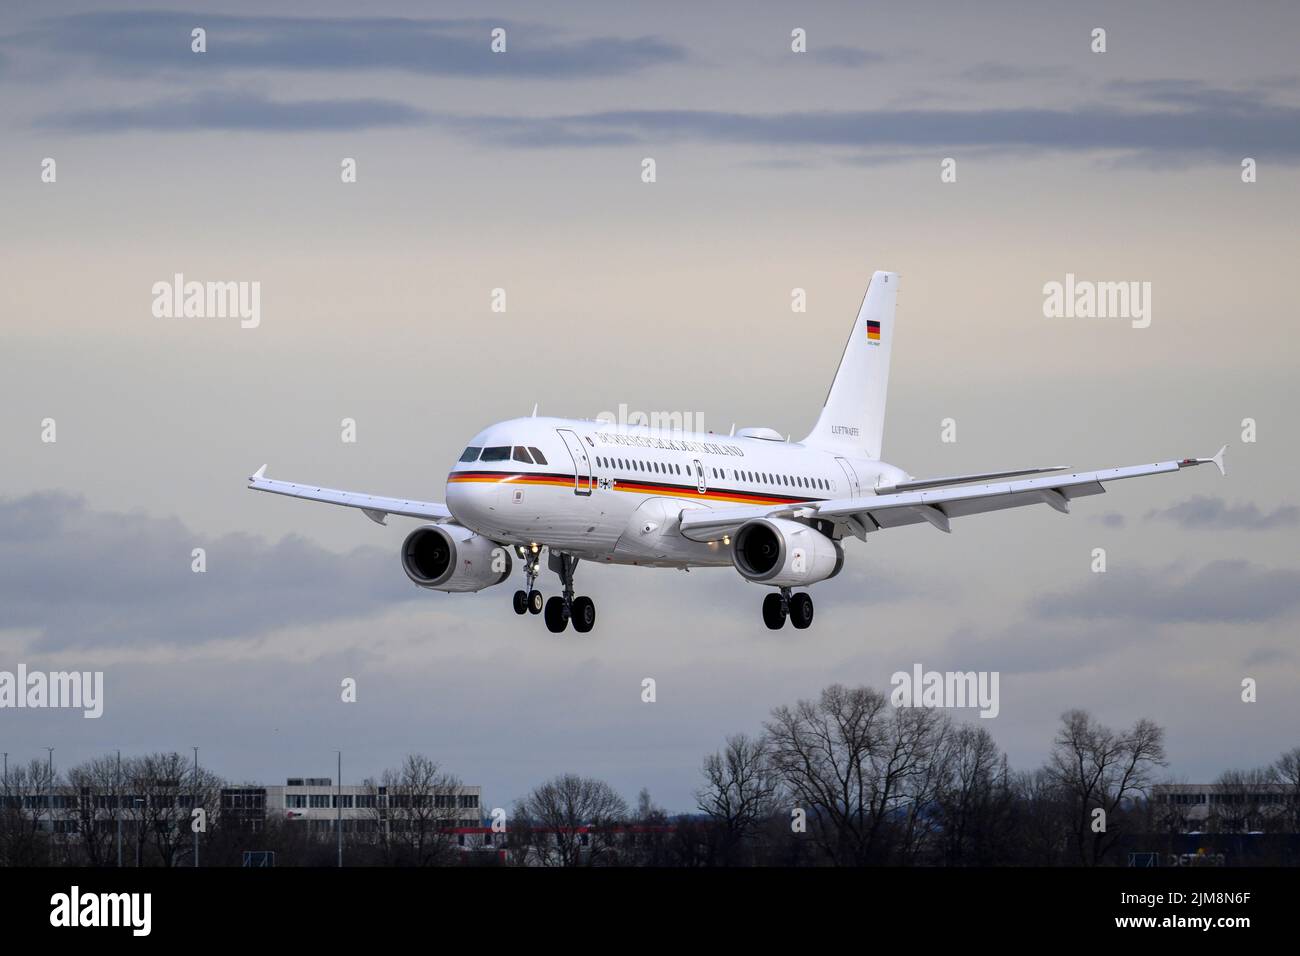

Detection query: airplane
xmin=248 ymin=271 xmax=1226 ymax=634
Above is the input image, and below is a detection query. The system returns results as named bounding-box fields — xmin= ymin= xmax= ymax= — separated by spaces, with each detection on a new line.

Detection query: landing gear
xmin=762 ymin=592 xmax=787 ymax=630
xmin=514 ymin=546 xmax=546 ymax=616
xmin=789 ymin=592 xmax=814 ymax=629
xmin=512 ymin=547 xmax=597 ymax=632
xmin=571 ymin=595 xmax=596 ymax=633
xmin=763 ymin=589 xmax=813 ymax=629
xmin=541 ymin=551 xmax=597 ymax=634
xmin=544 ymin=595 xmax=570 ymax=633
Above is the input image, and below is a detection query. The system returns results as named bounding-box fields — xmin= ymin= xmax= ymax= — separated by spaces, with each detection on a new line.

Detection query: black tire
xmin=512 ymin=590 xmax=528 ymax=615
xmin=789 ymin=592 xmax=814 ymax=629
xmin=544 ymin=596 xmax=569 ymax=633
xmin=528 ymin=590 xmax=544 ymax=614
xmin=762 ymin=592 xmax=787 ymax=630
xmin=571 ymin=596 xmax=596 ymax=633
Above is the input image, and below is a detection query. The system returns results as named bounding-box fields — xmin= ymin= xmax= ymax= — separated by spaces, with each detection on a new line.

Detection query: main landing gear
xmin=763 ymin=588 xmax=813 ymax=630
xmin=513 ymin=547 xmax=596 ymax=634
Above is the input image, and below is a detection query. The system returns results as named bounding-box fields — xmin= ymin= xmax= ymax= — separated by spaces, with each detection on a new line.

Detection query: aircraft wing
xmin=246 ymin=465 xmax=452 ymax=526
xmin=678 ymin=447 xmax=1226 ymax=542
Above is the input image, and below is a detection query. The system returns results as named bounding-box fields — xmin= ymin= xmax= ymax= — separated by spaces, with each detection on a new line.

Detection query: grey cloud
xmin=1031 ymin=559 xmax=1300 ymax=624
xmin=1106 ymin=78 xmax=1273 ymax=112
xmin=1090 ymin=512 xmax=1127 ymax=529
xmin=943 ymin=621 xmax=1132 ymax=675
xmin=1145 ymin=496 xmax=1300 ymax=531
xmin=33 ymin=90 xmax=427 ymax=132
xmin=959 ymin=62 xmax=1065 ymax=84
xmin=10 ymin=11 xmax=683 ymax=78
xmin=431 ymin=102 xmax=1300 ymax=161
xmin=817 ymin=45 xmax=884 ymax=68
xmin=0 ymin=492 xmax=419 ymax=650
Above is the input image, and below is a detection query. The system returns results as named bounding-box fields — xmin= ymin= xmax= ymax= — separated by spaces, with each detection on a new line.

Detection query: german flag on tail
xmin=866 ymin=319 xmax=881 ymax=341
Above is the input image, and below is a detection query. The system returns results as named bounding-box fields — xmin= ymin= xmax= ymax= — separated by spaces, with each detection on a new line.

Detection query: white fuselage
xmin=445 ymin=417 xmax=907 ymax=568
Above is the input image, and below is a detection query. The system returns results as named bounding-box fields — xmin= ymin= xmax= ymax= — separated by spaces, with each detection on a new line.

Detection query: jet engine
xmin=401 ymin=524 xmax=512 ymax=593
xmin=731 ymin=517 xmax=844 ymax=587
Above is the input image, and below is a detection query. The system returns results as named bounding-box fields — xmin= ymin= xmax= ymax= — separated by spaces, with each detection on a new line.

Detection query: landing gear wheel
xmin=528 ymin=590 xmax=544 ymax=614
xmin=571 ymin=596 xmax=596 ymax=633
xmin=544 ymin=595 xmax=570 ymax=633
xmin=789 ymin=592 xmax=814 ymax=629
xmin=762 ymin=592 xmax=787 ymax=630
xmin=512 ymin=590 xmax=528 ymax=615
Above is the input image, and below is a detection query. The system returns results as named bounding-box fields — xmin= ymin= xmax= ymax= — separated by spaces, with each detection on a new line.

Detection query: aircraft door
xmin=557 ymin=429 xmax=593 ymax=496
xmin=693 ymin=459 xmax=707 ymax=494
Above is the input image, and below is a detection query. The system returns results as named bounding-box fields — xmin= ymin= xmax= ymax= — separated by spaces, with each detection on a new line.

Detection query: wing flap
xmin=678 ymin=452 xmax=1220 ymax=541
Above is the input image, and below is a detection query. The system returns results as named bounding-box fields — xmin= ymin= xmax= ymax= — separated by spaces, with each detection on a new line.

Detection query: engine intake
xmin=732 ymin=517 xmax=843 ymax=587
xmin=401 ymin=524 xmax=511 ymax=593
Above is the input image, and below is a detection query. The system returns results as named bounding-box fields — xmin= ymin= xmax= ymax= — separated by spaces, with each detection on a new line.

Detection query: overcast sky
xmin=1 ymin=0 xmax=1297 ymax=812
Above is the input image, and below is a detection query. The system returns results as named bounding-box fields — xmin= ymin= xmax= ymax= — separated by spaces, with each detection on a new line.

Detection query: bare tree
xmin=932 ymin=724 xmax=1012 ymax=865
xmin=1046 ymin=710 xmax=1166 ymax=865
xmin=127 ymin=752 xmax=224 ymax=867
xmin=65 ymin=754 xmax=121 ymax=866
xmin=764 ymin=684 xmax=949 ymax=865
xmin=0 ymin=759 xmax=56 ymax=866
xmin=696 ymin=733 xmax=780 ymax=865
xmin=1271 ymin=746 xmax=1300 ymax=831
xmin=1212 ymin=767 xmax=1281 ymax=833
xmin=510 ymin=774 xmax=628 ymax=866
xmin=364 ymin=753 xmax=463 ymax=865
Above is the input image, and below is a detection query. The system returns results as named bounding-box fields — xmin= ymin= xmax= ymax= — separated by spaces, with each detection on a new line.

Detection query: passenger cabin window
xmin=528 ymin=447 xmax=548 ymax=465
xmin=481 ymin=446 xmax=511 ymax=462
xmin=513 ymin=446 xmax=534 ymax=464
xmin=458 ymin=447 xmax=482 ymax=463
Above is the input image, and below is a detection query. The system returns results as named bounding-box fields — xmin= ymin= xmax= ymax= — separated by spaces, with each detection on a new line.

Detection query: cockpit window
xmin=513 ymin=446 xmax=534 ymax=464
xmin=528 ymin=446 xmax=548 ymax=465
xmin=458 ymin=446 xmax=482 ymax=463
xmin=480 ymin=446 xmax=511 ymax=462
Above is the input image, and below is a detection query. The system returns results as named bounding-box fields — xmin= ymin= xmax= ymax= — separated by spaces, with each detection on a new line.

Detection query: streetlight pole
xmin=335 ymin=750 xmax=342 ymax=868
xmin=45 ymin=747 xmax=54 ymax=867
xmin=192 ymin=747 xmax=200 ymax=868
xmin=116 ymin=750 xmax=122 ymax=868
xmin=135 ymin=798 xmax=144 ymax=867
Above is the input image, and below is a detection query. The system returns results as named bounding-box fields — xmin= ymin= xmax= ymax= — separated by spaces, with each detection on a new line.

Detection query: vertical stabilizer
xmin=801 ymin=271 xmax=899 ymax=459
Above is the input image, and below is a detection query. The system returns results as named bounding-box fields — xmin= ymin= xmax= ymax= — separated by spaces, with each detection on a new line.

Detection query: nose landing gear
xmin=512 ymin=546 xmax=545 ymax=615
xmin=763 ymin=588 xmax=814 ymax=630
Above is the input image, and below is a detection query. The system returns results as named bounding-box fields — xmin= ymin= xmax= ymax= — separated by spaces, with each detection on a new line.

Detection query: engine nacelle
xmin=401 ymin=524 xmax=512 ymax=593
xmin=731 ymin=517 xmax=844 ymax=587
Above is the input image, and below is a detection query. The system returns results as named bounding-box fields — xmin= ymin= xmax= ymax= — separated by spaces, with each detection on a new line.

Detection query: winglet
xmin=251 ymin=464 xmax=268 ymax=482
xmin=1210 ymin=444 xmax=1227 ymax=477
xmin=1179 ymin=445 xmax=1227 ymax=477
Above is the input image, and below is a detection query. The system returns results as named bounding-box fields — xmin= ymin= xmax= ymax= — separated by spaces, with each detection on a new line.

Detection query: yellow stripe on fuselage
xmin=447 ymin=471 xmax=815 ymax=506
